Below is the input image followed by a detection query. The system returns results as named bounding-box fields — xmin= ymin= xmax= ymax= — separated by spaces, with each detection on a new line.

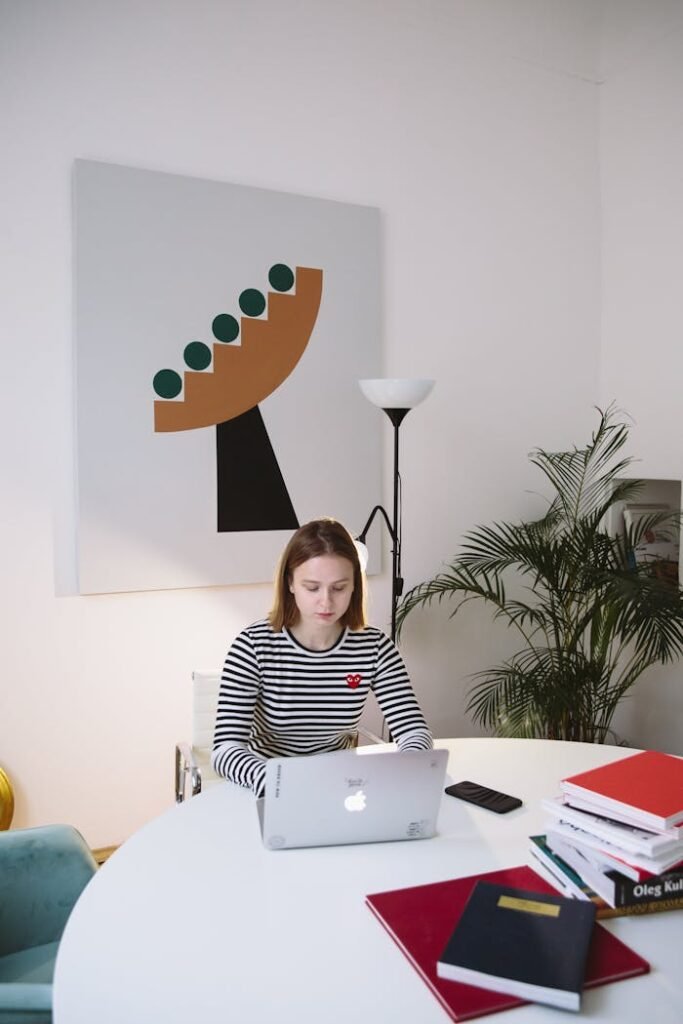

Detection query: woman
xmin=212 ymin=517 xmax=432 ymax=796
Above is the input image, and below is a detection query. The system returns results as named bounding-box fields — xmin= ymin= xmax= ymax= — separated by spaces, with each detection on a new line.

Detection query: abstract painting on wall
xmin=73 ymin=160 xmax=381 ymax=593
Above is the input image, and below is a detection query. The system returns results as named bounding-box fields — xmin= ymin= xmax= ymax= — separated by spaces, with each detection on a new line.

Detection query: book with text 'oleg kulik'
xmin=437 ymin=882 xmax=596 ymax=1013
xmin=529 ymin=834 xmax=683 ymax=917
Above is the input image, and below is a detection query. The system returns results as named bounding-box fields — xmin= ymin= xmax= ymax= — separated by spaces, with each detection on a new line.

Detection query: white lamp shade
xmin=354 ymin=539 xmax=370 ymax=572
xmin=359 ymin=378 xmax=435 ymax=410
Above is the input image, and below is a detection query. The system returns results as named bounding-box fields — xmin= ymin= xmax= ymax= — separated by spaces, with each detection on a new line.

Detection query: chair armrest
xmin=0 ymin=982 xmax=53 ymax=1013
xmin=174 ymin=743 xmax=203 ymax=803
xmin=357 ymin=726 xmax=384 ymax=745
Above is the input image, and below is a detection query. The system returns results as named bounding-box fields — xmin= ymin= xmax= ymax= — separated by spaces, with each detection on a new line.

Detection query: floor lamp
xmin=356 ymin=378 xmax=435 ymax=644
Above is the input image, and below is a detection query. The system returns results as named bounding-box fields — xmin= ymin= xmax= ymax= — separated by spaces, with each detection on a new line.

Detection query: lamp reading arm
xmin=357 ymin=504 xmax=397 ymax=546
xmin=356 ymin=504 xmax=404 ymax=599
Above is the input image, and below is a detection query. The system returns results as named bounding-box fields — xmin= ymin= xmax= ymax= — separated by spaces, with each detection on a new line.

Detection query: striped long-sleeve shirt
xmin=211 ymin=618 xmax=432 ymax=796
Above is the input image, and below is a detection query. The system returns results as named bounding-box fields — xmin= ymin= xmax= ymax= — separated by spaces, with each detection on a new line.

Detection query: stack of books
xmin=530 ymin=750 xmax=683 ymax=917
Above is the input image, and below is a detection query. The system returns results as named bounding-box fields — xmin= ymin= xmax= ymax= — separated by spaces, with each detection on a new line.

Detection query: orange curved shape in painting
xmin=154 ymin=266 xmax=323 ymax=432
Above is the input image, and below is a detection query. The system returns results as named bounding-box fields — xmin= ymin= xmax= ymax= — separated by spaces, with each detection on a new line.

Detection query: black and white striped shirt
xmin=212 ymin=619 xmax=432 ymax=795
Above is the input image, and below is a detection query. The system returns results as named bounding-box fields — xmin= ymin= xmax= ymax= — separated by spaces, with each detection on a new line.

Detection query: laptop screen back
xmin=258 ymin=747 xmax=448 ymax=850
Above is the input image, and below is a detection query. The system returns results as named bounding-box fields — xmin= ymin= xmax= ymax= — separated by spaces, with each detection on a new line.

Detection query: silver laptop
xmin=256 ymin=747 xmax=448 ymax=850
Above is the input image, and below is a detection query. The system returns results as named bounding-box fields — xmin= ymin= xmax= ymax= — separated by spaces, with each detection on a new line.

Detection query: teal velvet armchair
xmin=0 ymin=824 xmax=98 ymax=1023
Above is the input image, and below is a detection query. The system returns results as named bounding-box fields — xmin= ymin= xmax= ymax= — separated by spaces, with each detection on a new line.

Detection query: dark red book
xmin=366 ymin=866 xmax=649 ymax=1022
xmin=560 ymin=750 xmax=683 ymax=831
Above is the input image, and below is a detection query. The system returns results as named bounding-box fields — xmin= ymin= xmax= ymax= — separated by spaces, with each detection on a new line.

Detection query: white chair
xmin=174 ymin=671 xmax=222 ymax=803
xmin=174 ymin=670 xmax=383 ymax=802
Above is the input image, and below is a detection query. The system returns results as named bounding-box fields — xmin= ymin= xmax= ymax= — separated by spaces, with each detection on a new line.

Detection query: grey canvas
xmin=73 ymin=160 xmax=381 ymax=593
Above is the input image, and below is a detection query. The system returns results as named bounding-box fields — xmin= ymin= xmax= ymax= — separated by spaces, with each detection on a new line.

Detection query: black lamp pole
xmin=357 ymin=407 xmax=409 ymax=643
xmin=357 ymin=378 xmax=434 ymax=742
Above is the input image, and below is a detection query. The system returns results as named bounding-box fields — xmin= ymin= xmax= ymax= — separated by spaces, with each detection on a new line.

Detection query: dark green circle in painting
xmin=268 ymin=264 xmax=295 ymax=292
xmin=153 ymin=369 xmax=182 ymax=399
xmin=212 ymin=313 xmax=239 ymax=343
xmin=239 ymin=288 xmax=266 ymax=317
xmin=184 ymin=341 xmax=212 ymax=371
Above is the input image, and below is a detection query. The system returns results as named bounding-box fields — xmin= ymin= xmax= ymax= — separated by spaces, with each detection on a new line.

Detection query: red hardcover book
xmin=560 ymin=750 xmax=683 ymax=831
xmin=366 ymin=866 xmax=649 ymax=1022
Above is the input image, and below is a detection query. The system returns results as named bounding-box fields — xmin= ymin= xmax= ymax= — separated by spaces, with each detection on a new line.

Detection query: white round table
xmin=53 ymin=738 xmax=683 ymax=1022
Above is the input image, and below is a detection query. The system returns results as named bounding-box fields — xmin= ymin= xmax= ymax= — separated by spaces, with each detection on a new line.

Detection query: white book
xmin=542 ymin=796 xmax=683 ymax=857
xmin=558 ymin=792 xmax=683 ymax=840
xmin=545 ymin=821 xmax=683 ymax=878
xmin=528 ymin=851 xmax=575 ymax=898
xmin=528 ymin=840 xmax=590 ymax=902
xmin=559 ymin=831 xmax=643 ymax=881
xmin=546 ymin=834 xmax=621 ymax=908
xmin=545 ymin=824 xmax=641 ymax=881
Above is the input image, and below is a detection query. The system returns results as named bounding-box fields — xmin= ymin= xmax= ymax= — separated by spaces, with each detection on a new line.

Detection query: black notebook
xmin=436 ymin=881 xmax=596 ymax=1012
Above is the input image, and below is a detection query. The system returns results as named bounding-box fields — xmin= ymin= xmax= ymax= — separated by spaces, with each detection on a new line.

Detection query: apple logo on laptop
xmin=344 ymin=789 xmax=367 ymax=812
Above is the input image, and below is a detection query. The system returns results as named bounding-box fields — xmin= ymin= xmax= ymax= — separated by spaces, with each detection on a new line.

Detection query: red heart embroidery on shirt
xmin=346 ymin=673 xmax=362 ymax=689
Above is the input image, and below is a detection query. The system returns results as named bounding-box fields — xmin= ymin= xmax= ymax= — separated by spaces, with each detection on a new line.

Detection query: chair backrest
xmin=191 ymin=670 xmax=221 ymax=749
xmin=189 ymin=671 xmax=222 ymax=790
xmin=0 ymin=824 xmax=98 ymax=956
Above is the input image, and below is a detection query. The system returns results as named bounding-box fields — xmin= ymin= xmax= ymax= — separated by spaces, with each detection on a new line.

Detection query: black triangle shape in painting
xmin=216 ymin=406 xmax=299 ymax=532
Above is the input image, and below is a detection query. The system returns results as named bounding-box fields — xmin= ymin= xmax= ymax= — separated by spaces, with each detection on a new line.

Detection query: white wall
xmin=1 ymin=0 xmax=604 ymax=847
xmin=599 ymin=0 xmax=683 ymax=752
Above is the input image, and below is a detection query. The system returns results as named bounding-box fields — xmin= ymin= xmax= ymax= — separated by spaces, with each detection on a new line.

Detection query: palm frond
xmin=529 ymin=406 xmax=634 ymax=525
xmin=396 ymin=566 xmax=507 ymax=637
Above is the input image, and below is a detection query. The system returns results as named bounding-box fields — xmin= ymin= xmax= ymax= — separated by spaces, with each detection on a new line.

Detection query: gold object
xmin=0 ymin=766 xmax=14 ymax=830
xmin=91 ymin=845 xmax=118 ymax=865
xmin=498 ymin=894 xmax=560 ymax=917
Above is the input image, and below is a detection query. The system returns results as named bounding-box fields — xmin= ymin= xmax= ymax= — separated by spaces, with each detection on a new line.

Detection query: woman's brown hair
xmin=269 ymin=517 xmax=366 ymax=632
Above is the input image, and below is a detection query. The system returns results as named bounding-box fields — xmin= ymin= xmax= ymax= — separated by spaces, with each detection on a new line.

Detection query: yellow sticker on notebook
xmin=498 ymin=895 xmax=560 ymax=917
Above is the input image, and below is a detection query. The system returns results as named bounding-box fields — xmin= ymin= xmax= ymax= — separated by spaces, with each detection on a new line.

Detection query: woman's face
xmin=289 ymin=554 xmax=354 ymax=630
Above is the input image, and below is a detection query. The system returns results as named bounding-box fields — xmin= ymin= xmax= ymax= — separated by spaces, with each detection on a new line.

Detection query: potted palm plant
xmin=397 ymin=406 xmax=683 ymax=742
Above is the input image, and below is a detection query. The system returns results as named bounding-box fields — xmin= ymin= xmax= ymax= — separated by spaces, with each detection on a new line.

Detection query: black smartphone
xmin=444 ymin=780 xmax=522 ymax=814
